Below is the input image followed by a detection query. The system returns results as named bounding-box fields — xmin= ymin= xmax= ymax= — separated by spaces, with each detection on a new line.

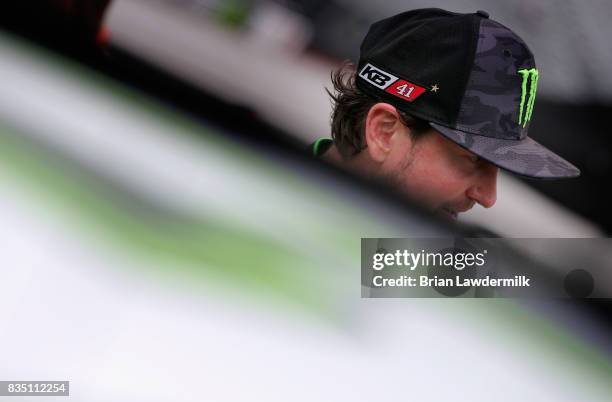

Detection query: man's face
xmin=379 ymin=126 xmax=499 ymax=219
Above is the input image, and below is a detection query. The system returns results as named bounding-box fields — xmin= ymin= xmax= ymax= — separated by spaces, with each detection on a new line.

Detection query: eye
xmin=466 ymin=154 xmax=480 ymax=164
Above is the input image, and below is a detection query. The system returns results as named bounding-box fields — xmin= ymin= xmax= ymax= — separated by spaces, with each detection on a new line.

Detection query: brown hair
xmin=326 ymin=62 xmax=430 ymax=159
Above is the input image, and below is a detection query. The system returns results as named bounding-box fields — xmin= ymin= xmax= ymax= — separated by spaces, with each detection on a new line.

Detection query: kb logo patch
xmin=358 ymin=63 xmax=427 ymax=102
xmin=517 ymin=68 xmax=539 ymax=128
xmin=358 ymin=63 xmax=398 ymax=89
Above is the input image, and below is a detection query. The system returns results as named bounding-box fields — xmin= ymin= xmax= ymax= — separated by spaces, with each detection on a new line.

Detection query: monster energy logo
xmin=518 ymin=68 xmax=539 ymax=127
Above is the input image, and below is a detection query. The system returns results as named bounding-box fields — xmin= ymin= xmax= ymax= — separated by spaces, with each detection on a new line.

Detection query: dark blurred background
xmin=3 ymin=0 xmax=609 ymax=236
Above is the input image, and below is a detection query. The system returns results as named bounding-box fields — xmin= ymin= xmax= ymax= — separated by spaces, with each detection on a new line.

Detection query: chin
xmin=435 ymin=207 xmax=458 ymax=220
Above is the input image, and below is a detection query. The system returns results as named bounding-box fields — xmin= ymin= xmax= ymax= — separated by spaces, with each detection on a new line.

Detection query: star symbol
xmin=431 ymin=84 xmax=440 ymax=93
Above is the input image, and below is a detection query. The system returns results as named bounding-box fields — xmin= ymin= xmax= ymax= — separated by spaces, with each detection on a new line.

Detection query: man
xmin=313 ymin=8 xmax=579 ymax=220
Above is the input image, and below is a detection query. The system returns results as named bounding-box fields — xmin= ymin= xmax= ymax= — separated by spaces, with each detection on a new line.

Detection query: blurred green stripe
xmin=0 ymin=126 xmax=335 ymax=316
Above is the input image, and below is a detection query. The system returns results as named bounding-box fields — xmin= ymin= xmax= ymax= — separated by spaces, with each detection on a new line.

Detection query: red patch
xmin=385 ymin=80 xmax=426 ymax=102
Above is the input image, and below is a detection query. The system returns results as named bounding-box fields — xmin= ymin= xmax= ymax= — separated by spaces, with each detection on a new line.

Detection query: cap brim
xmin=430 ymin=123 xmax=580 ymax=179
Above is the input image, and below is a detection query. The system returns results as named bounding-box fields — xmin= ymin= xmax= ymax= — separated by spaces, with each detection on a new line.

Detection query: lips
xmin=438 ymin=201 xmax=475 ymax=220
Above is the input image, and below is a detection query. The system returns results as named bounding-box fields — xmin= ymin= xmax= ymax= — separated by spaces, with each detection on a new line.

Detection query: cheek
xmin=398 ymin=155 xmax=470 ymax=207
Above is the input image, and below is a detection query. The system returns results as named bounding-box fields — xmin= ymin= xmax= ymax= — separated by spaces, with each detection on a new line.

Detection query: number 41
xmin=396 ymin=84 xmax=414 ymax=97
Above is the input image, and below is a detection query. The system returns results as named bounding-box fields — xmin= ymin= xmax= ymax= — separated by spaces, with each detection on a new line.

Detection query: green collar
xmin=311 ymin=137 xmax=333 ymax=158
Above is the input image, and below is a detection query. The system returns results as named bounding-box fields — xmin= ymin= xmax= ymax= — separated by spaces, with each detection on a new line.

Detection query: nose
xmin=466 ymin=163 xmax=498 ymax=208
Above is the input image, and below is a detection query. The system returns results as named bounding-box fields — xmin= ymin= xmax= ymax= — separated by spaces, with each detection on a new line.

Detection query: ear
xmin=364 ymin=103 xmax=411 ymax=163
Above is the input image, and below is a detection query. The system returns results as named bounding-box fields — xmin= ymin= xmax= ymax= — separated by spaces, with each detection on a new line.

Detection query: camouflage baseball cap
xmin=355 ymin=8 xmax=580 ymax=179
